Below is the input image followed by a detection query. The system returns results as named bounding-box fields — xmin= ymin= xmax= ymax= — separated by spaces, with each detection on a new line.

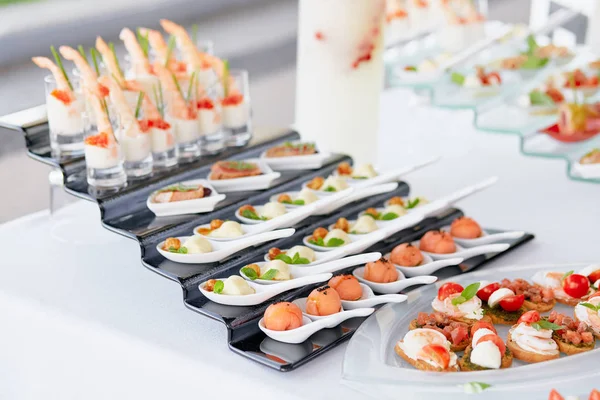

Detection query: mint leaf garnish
xmin=213 ymin=280 xmax=224 ymax=294
xmin=451 ymin=72 xmax=466 ymax=85
xmin=241 ymin=267 xmax=258 ymax=280
xmin=326 ymin=238 xmax=345 ymax=247
xmin=529 ymin=90 xmax=555 ymax=106
xmin=260 ymin=269 xmax=278 ymax=281
xmin=274 ymin=254 xmax=293 ymax=264
xmin=381 ymin=212 xmax=399 ymax=221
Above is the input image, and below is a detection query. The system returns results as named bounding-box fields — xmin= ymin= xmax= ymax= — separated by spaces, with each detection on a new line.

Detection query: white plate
xmin=240 ymin=253 xmax=381 ymax=285
xmin=157 ymin=229 xmax=295 ymax=264
xmin=572 ymin=161 xmax=600 ymax=179
xmin=146 ymin=180 xmax=226 ymax=217
xmin=384 ymin=251 xmax=464 ymax=277
xmin=258 ymin=307 xmax=374 ymax=344
xmin=442 ymin=225 xmax=526 ymax=247
xmin=353 ymin=266 xmax=438 ymax=295
xmin=341 ymin=283 xmax=408 ymax=310
xmin=198 ymin=273 xmax=332 ymax=306
xmin=413 ymin=240 xmax=511 ymax=261
xmin=342 ymin=263 xmax=600 ymax=400
xmin=207 ymin=158 xmax=281 ymax=192
xmin=260 ymin=141 xmax=332 ymax=171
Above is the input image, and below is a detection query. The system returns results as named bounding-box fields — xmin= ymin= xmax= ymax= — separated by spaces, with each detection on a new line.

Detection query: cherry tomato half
xmin=562 ymin=273 xmax=590 ymax=299
xmin=437 ymin=282 xmax=464 ymax=300
xmin=478 ymin=334 xmax=506 ymax=355
xmin=548 ymin=389 xmax=565 ymax=400
xmin=418 ymin=344 xmax=450 ymax=369
xmin=588 ymin=270 xmax=600 ymax=284
xmin=470 ymin=321 xmax=497 ymax=337
xmin=499 ymin=294 xmax=525 ymax=312
xmin=589 ymin=389 xmax=600 ymax=400
xmin=476 ymin=282 xmax=500 ymax=302
xmin=518 ymin=310 xmax=541 ymax=325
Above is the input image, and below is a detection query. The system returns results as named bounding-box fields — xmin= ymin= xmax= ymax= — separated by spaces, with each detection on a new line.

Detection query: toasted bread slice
xmin=523 ymin=298 xmax=556 ymax=313
xmin=449 ymin=314 xmax=493 ymax=326
xmin=408 ymin=319 xmax=470 ymax=352
xmin=394 ymin=342 xmax=460 ymax=372
xmin=483 ymin=305 xmax=525 ymax=325
xmin=553 ymin=334 xmax=595 ymax=355
xmin=506 ymin=332 xmax=560 ymax=363
xmin=458 ymin=345 xmax=513 ymax=371
xmin=555 ymin=296 xmax=585 ymax=307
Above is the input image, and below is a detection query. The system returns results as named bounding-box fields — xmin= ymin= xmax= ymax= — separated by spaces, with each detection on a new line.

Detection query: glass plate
xmin=341 ymin=263 xmax=600 ymax=400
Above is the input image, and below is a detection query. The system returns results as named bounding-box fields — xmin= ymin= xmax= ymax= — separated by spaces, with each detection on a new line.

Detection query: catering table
xmin=0 ymin=88 xmax=597 ymax=400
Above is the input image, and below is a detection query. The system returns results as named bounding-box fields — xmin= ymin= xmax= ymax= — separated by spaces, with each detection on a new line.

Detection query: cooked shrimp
xmin=119 ymin=28 xmax=152 ymax=75
xmin=59 ymin=46 xmax=103 ymax=97
xmin=95 ymin=36 xmax=126 ymax=86
xmin=98 ymin=76 xmax=139 ymax=137
xmin=88 ymin=91 xmax=114 ymax=138
xmin=31 ymin=56 xmax=75 ymax=99
xmin=139 ymin=27 xmax=171 ymax=66
xmin=159 ymin=19 xmax=203 ymax=70
xmin=152 ymin=62 xmax=195 ymax=120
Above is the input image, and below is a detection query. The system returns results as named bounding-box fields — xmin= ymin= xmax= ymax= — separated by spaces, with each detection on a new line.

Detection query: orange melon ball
xmin=306 ymin=286 xmax=342 ymax=316
xmin=390 ymin=243 xmax=424 ymax=267
xmin=263 ymin=302 xmax=303 ymax=331
xmin=419 ymin=230 xmax=456 ymax=254
xmin=364 ymin=258 xmax=399 ymax=283
xmin=450 ymin=217 xmax=483 ymax=239
xmin=328 ymin=275 xmax=363 ymax=301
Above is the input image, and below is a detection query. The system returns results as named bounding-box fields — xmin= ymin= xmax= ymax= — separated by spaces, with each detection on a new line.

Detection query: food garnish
xmin=451 ymin=282 xmax=481 ymax=306
xmin=459 ymin=382 xmax=491 ymax=394
xmin=213 ymin=280 xmax=224 ymax=294
xmin=274 ymin=252 xmax=310 ymax=265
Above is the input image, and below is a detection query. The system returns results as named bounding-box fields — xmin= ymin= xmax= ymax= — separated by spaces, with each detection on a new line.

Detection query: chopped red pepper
xmin=149 ymin=119 xmax=171 ymax=130
xmin=98 ymin=84 xmax=110 ymax=98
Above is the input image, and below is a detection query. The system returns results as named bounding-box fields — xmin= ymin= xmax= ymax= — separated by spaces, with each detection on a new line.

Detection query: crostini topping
xmin=415 ymin=312 xmax=470 ymax=346
xmin=487 ymin=288 xmax=514 ymax=308
xmin=562 ymin=272 xmax=591 ymax=299
xmin=398 ymin=329 xmax=457 ymax=369
xmin=500 ymin=278 xmax=555 ymax=304
xmin=476 ymin=282 xmax=500 ymax=302
xmin=511 ymin=322 xmax=559 ymax=355
xmin=499 ymin=294 xmax=525 ymax=312
xmin=438 ymin=283 xmax=464 ymax=301
xmin=451 ymin=282 xmax=481 ymax=306
xmin=547 ymin=311 xmax=594 ymax=345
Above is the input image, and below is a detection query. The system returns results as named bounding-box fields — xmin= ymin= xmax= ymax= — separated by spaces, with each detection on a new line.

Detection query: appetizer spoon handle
xmin=389 ymin=156 xmax=441 ymax=179
xmin=368 ymin=294 xmax=408 ymax=304
xmin=226 ymin=228 xmax=295 ymax=253
xmin=298 ymin=252 xmax=382 ymax=276
xmin=321 ymin=307 xmax=376 ymax=329
xmin=397 ymin=275 xmax=438 ymax=291
xmin=379 ymin=212 xmax=425 ymax=237
xmin=486 ymin=231 xmax=525 ymax=241
xmin=458 ymin=243 xmax=511 ymax=259
xmin=267 ymin=273 xmax=332 ymax=295
xmin=319 ymin=183 xmax=397 ymax=215
xmin=427 ymin=257 xmax=464 ymax=269
xmin=442 ymin=176 xmax=499 ymax=206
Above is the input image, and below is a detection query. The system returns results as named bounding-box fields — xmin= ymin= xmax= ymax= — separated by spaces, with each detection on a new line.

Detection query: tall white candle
xmin=295 ymin=0 xmax=386 ymax=164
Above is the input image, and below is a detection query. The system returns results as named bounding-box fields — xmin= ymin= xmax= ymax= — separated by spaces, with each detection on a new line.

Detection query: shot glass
xmin=197 ymin=82 xmax=225 ymax=155
xmin=83 ymin=112 xmax=127 ymax=189
xmin=222 ymin=69 xmax=252 ymax=147
xmin=117 ymin=116 xmax=153 ymax=179
xmin=196 ymin=39 xmax=215 ymax=55
xmin=44 ymin=75 xmax=85 ymax=159
xmin=138 ymin=108 xmax=178 ymax=169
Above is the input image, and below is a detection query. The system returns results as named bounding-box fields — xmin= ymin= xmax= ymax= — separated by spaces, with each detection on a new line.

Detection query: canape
xmin=265 ymin=142 xmax=317 ymax=157
xmin=419 ymin=230 xmax=456 ymax=254
xmin=507 ymin=310 xmax=560 ymax=363
xmin=328 ymin=274 xmax=363 ymax=301
xmin=478 ymin=283 xmax=525 ymax=325
xmin=162 ymin=236 xmax=212 ymax=254
xmin=574 ymin=293 xmax=600 ymax=339
xmin=336 ymin=162 xmax=378 ymax=180
xmin=431 ymin=282 xmax=490 ymax=324
xmin=237 ymin=203 xmax=287 ymax=222
xmin=390 ymin=243 xmax=424 ymax=267
xmin=459 ymin=321 xmax=513 ymax=370
xmin=394 ymin=328 xmax=460 ymax=372
xmin=210 ymin=160 xmax=262 ymax=180
xmin=362 ymin=204 xmax=407 ymax=221
xmin=152 ymin=184 xmax=211 ymax=203
xmin=240 ymin=260 xmax=291 ymax=282
xmin=500 ymin=278 xmax=556 ymax=312
xmin=545 ymin=310 xmax=595 ymax=355
xmin=409 ymin=312 xmax=471 ymax=352
xmin=203 ymin=275 xmax=255 ymax=296
xmin=267 ymin=246 xmax=316 ymax=264
xmin=306 ymin=227 xmax=350 ymax=249
xmin=305 ymin=175 xmax=349 ymax=193
xmin=532 ymin=271 xmax=594 ymax=306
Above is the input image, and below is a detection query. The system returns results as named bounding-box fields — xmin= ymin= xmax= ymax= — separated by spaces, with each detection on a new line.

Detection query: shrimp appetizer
xmin=545 ymin=311 xmax=595 ymax=355
xmin=420 ymin=230 xmax=457 ymax=254
xmin=263 ymin=302 xmax=303 ymax=331
xmin=409 ymin=312 xmax=471 ymax=352
xmin=574 ymin=292 xmax=600 ymax=339
xmin=395 ymin=328 xmax=460 ymax=372
xmin=328 ymin=274 xmax=363 ymax=301
xmin=431 ymin=282 xmax=490 ymax=324
xmin=532 ymin=271 xmax=594 ymax=306
xmin=459 ymin=321 xmax=513 ymax=370
xmin=507 ymin=310 xmax=560 ymax=363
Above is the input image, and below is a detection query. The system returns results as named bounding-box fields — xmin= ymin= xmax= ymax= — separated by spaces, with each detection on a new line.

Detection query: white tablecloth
xmin=1 ymin=88 xmax=598 ymax=400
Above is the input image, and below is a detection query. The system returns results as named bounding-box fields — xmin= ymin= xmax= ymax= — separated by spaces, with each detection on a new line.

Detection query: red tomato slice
xmin=486 ymin=72 xmax=502 ymax=84
xmin=418 ymin=344 xmax=450 ymax=369
xmin=518 ymin=310 xmax=541 ymax=324
xmin=499 ymin=294 xmax=525 ymax=312
xmin=562 ymin=274 xmax=591 ymax=299
xmin=476 ymin=282 xmax=500 ymax=302
xmin=478 ymin=334 xmax=506 ymax=355
xmin=450 ymin=325 xmax=469 ymax=346
xmin=470 ymin=321 xmax=497 ymax=337
xmin=589 ymin=389 xmax=600 ymax=400
xmin=438 ymin=283 xmax=464 ymax=300
xmin=588 ymin=270 xmax=600 ymax=284
xmin=549 ymin=389 xmax=565 ymax=400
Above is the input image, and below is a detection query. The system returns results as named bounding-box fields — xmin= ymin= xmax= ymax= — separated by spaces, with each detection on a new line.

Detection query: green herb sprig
xmin=324 ymin=186 xmax=337 ymax=192
xmin=50 ymin=45 xmax=73 ymax=91
xmin=191 ymin=24 xmax=198 ymax=44
xmin=309 ymin=237 xmax=345 ymax=248
xmin=158 ymin=184 xmax=198 ymax=193
xmin=405 ymin=198 xmax=421 ymax=209
xmin=136 ymin=28 xmax=150 ymax=58
xmin=275 ymin=252 xmax=310 ymax=265
xmin=168 ymin=246 xmax=188 ymax=254
xmin=460 ymin=382 xmax=492 ymax=394
xmin=241 ymin=209 xmax=267 ymax=221
xmin=260 ymin=269 xmax=278 ymax=281
xmin=241 ymin=267 xmax=259 ymax=280
xmin=452 ymin=282 xmax=481 ymax=306
xmin=531 ymin=320 xmax=564 ymax=331
xmin=90 ymin=48 xmax=100 ymax=76
xmin=529 ymin=90 xmax=555 ymax=106
xmin=109 ymin=42 xmax=124 ymax=78
xmin=381 ymin=212 xmax=399 ymax=221
xmin=164 ymin=35 xmax=176 ymax=67
xmin=213 ymin=280 xmax=224 ymax=294
xmin=580 ymin=302 xmax=600 ymax=312
xmin=282 ymin=199 xmax=305 ymax=206
xmin=134 ymin=92 xmax=144 ymax=119
xmin=451 ymin=72 xmax=466 ymax=86
xmin=78 ymin=45 xmax=88 ymax=62
xmin=223 ymin=59 xmax=230 ymax=97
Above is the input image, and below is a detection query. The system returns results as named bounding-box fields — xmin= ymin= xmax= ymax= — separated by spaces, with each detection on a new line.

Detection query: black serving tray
xmin=11 ymin=123 xmax=535 ymax=371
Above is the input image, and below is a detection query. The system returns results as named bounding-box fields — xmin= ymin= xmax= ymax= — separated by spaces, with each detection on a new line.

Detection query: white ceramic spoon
xmin=341 ymin=283 xmax=408 ymax=310
xmin=235 ymin=188 xmax=354 ymax=225
xmin=314 ymin=182 xmax=399 ymax=216
xmin=198 ymin=273 xmax=332 ymax=306
xmin=351 ymin=156 xmax=441 ymax=190
xmin=442 ymin=226 xmax=526 ymax=247
xmin=353 ymin=266 xmax=438 ymax=295
xmin=269 ymin=191 xmax=306 ymax=209
xmin=384 ymin=252 xmax=464 ymax=277
xmin=260 ymin=141 xmax=332 ymax=171
xmin=258 ymin=308 xmax=375 ymax=344
xmin=240 ymin=252 xmax=382 ymax=285
xmin=413 ymin=241 xmax=511 ymax=261
xmin=157 ymin=228 xmax=295 ymax=264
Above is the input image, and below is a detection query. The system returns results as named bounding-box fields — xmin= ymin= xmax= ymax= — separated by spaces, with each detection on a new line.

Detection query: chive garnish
xmin=78 ymin=45 xmax=88 ymax=62
xmin=158 ymin=81 xmax=165 ymax=118
xmin=223 ymin=59 xmax=230 ymax=97
xmin=90 ymin=48 xmax=100 ymax=76
xmin=191 ymin=24 xmax=198 ymax=44
xmin=134 ymin=92 xmax=144 ymax=119
xmin=171 ymin=72 xmax=183 ymax=97
xmin=164 ymin=35 xmax=176 ymax=67
xmin=136 ymin=28 xmax=149 ymax=58
xmin=109 ymin=42 xmax=123 ymax=78
xmin=186 ymin=71 xmax=197 ymax=102
xmin=50 ymin=45 xmax=73 ymax=91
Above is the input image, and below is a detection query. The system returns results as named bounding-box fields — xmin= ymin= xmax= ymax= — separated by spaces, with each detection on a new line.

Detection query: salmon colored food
xmin=419 ymin=231 xmax=457 ymax=254
xmin=263 ymin=302 xmax=303 ymax=331
xmin=364 ymin=258 xmax=399 ymax=283
xmin=328 ymin=275 xmax=363 ymax=301
xmin=306 ymin=286 xmax=342 ymax=316
xmin=450 ymin=217 xmax=483 ymax=239
xmin=390 ymin=243 xmax=424 ymax=267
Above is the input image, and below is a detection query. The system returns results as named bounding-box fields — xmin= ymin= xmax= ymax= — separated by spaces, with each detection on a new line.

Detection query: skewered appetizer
xmin=307 ymin=227 xmax=350 ymax=248
xmin=395 ymin=328 xmax=460 ymax=372
xmin=477 ymin=282 xmax=525 ymax=324
xmin=545 ymin=311 xmax=595 ymax=354
xmin=267 ymin=246 xmax=316 ymax=264
xmin=328 ymin=274 xmax=363 ymax=301
xmin=153 ymin=184 xmax=211 ymax=203
xmin=409 ymin=312 xmax=471 ymax=352
xmin=306 ymin=175 xmax=349 ymax=192
xmin=431 ymin=282 xmax=489 ymax=324
xmin=210 ymin=160 xmax=262 ymax=180
xmin=265 ymin=142 xmax=317 ymax=157
xmin=459 ymin=321 xmax=513 ymax=370
xmin=507 ymin=310 xmax=560 ymax=363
